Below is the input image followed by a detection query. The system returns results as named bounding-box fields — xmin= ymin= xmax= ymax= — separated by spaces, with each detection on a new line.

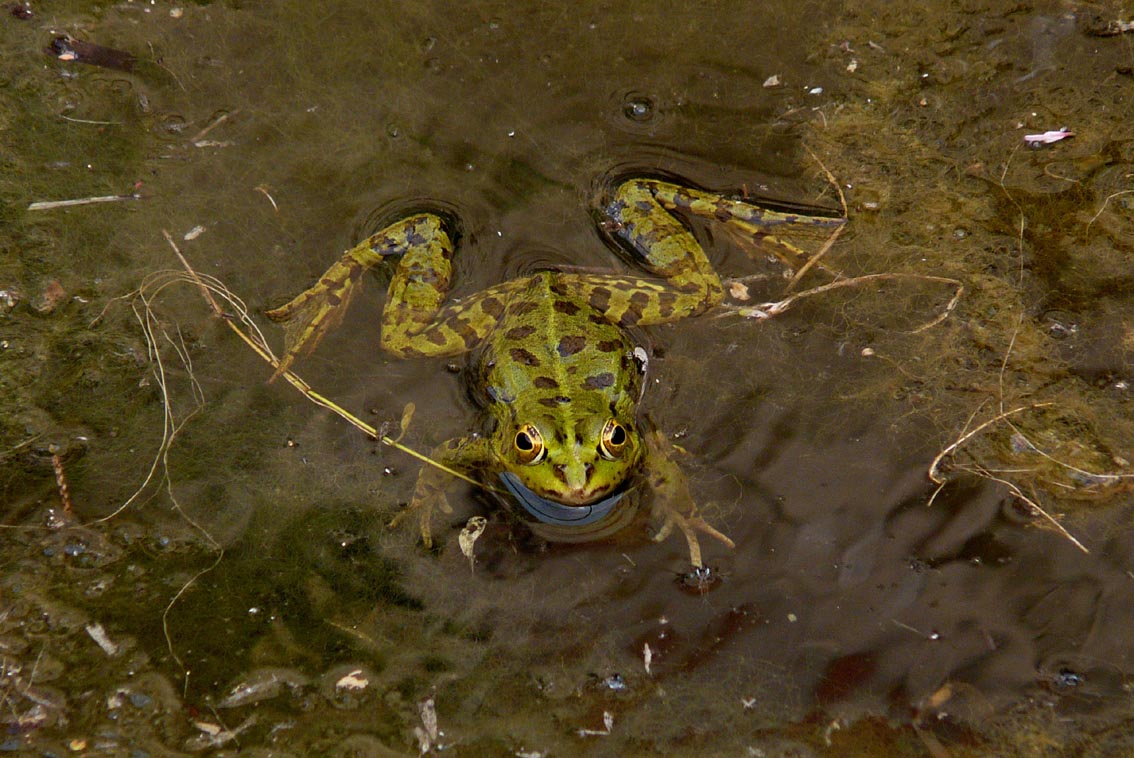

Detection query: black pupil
xmin=609 ymin=424 xmax=626 ymax=446
xmin=516 ymin=432 xmax=533 ymax=450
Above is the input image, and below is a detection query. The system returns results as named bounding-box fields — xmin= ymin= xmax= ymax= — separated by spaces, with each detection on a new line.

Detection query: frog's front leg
xmin=642 ymin=429 xmax=735 ymax=568
xmin=388 ymin=435 xmax=494 ymax=548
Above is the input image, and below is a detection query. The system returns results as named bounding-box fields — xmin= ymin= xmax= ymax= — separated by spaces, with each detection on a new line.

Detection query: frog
xmin=266 ymin=178 xmax=845 ymax=567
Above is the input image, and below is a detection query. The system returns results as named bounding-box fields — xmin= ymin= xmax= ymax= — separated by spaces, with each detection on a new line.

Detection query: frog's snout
xmin=555 ymin=461 xmax=594 ymax=492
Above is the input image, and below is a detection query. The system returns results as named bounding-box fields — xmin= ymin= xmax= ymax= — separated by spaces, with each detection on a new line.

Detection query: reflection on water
xmin=3 ymin=0 xmax=1134 ymax=755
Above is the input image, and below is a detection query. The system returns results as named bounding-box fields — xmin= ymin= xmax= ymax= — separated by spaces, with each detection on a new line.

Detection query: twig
xmin=161 ymin=233 xmax=499 ymax=494
xmin=785 ymin=144 xmax=850 ymax=292
xmin=58 ymin=114 xmax=123 ymax=126
xmin=970 ymin=467 xmax=1089 ymax=554
xmin=189 ymin=110 xmax=238 ymax=143
xmin=254 ymin=185 xmax=279 ymax=212
xmin=1085 ymin=189 xmax=1134 ymax=237
xmin=718 ymin=272 xmax=964 ymax=331
xmin=27 ymin=193 xmax=139 ymax=211
xmin=927 ymin=403 xmax=1053 ymax=485
xmin=48 ymin=444 xmax=73 ymax=514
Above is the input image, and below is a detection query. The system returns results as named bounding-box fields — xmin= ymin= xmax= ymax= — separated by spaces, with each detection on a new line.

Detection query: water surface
xmin=3 ymin=1 xmax=1134 ymax=755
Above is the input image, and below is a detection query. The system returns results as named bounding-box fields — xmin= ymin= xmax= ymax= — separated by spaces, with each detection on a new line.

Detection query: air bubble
xmin=622 ymin=94 xmax=654 ymax=122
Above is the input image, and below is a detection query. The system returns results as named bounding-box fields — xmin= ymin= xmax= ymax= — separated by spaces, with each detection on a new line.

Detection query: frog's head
xmin=499 ymin=414 xmax=641 ymax=516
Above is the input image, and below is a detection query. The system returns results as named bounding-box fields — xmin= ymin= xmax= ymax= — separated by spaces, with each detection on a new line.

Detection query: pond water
xmin=3 ymin=1 xmax=1134 ymax=755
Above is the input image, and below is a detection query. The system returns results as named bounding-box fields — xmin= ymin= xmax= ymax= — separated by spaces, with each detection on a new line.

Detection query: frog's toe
xmin=653 ymin=509 xmax=733 ymax=568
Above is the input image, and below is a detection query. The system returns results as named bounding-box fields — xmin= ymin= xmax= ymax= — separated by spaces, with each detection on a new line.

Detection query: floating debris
xmin=217 ymin=668 xmax=307 ymax=708
xmin=27 ymin=192 xmax=140 ymax=211
xmin=186 ymin=715 xmax=257 ymax=750
xmin=31 ymin=280 xmax=67 ymax=314
xmin=1082 ymin=16 xmax=1134 ymax=36
xmin=85 ymin=622 xmax=119 ymax=657
xmin=577 ymin=711 xmax=614 ymax=737
xmin=601 ymin=672 xmax=627 ymax=692
xmin=183 ymin=225 xmax=206 ymax=241
xmin=458 ymin=516 xmax=488 ymax=572
xmin=414 ymin=696 xmax=441 ymax=753
xmin=1024 ymin=128 xmax=1073 ymax=146
xmin=335 ymin=669 xmax=369 ymax=692
xmin=47 ymin=35 xmax=136 ymax=72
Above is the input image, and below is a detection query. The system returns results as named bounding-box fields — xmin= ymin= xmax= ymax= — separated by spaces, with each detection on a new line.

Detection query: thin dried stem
xmin=161 ymin=233 xmax=499 ymax=495
xmin=785 ymin=144 xmax=850 ymax=292
xmin=717 ymin=272 xmax=964 ymax=331
xmin=928 ymin=403 xmax=1053 ymax=485
xmin=971 ymin=467 xmax=1089 ymax=554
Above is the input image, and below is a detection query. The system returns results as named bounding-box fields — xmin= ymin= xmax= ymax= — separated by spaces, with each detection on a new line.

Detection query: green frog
xmin=267 ymin=178 xmax=844 ymax=567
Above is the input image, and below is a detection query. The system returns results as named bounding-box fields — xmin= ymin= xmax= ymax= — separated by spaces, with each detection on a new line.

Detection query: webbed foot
xmin=266 ymin=245 xmax=370 ymax=378
xmin=643 ymin=429 xmax=734 ymax=568
xmin=388 ymin=486 xmax=452 ymax=550
xmin=652 ymin=501 xmax=736 ymax=569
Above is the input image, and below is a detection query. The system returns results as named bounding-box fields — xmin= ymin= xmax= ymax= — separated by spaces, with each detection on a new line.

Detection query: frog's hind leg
xmin=599 ymin=178 xmax=726 ymax=324
xmin=267 ymin=213 xmax=454 ymax=375
xmin=627 ymin=178 xmax=847 ymax=278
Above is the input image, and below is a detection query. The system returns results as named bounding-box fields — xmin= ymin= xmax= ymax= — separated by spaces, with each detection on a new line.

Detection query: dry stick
xmin=1084 ymin=189 xmax=1134 ymax=236
xmin=112 ymin=264 xmax=224 ymax=680
xmin=48 ymin=445 xmax=73 ymax=514
xmin=27 ymin=193 xmax=139 ymax=211
xmin=1003 ymin=416 xmax=1134 ymax=491
xmin=971 ymin=467 xmax=1089 ymax=554
xmin=784 ymin=144 xmax=851 ymax=293
xmin=161 ymin=232 xmax=495 ymax=494
xmin=189 ymin=110 xmax=239 ymax=143
xmin=90 ymin=273 xmax=206 ymax=525
xmin=719 ymin=272 xmax=964 ymax=331
xmin=927 ymin=403 xmax=1054 ymax=485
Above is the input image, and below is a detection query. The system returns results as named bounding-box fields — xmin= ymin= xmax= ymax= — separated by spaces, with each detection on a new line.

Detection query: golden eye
xmin=514 ymin=423 xmax=546 ymax=465
xmin=598 ymin=419 xmax=629 ymax=460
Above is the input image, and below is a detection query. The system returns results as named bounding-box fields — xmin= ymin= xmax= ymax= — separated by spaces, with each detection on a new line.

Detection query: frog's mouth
xmin=499 ymin=472 xmax=626 ymax=527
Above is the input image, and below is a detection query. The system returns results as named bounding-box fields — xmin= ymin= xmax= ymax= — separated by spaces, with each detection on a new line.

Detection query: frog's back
xmin=473 ymin=272 xmax=643 ymax=414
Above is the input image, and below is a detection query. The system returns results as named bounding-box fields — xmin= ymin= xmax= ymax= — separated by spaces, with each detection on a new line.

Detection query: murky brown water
xmin=3 ymin=1 xmax=1134 ymax=755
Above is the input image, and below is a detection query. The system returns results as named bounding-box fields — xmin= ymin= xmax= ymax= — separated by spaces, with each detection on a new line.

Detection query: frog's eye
xmin=514 ymin=423 xmax=546 ymax=465
xmin=598 ymin=419 xmax=629 ymax=460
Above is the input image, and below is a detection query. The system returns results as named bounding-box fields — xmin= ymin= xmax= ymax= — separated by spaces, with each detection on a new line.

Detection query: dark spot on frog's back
xmin=533 ymin=376 xmax=559 ymax=389
xmin=589 ymin=287 xmax=612 ymax=313
xmin=557 ymin=335 xmax=587 ymax=357
xmin=596 ymin=339 xmax=621 ymax=353
xmin=454 ymin=318 xmax=480 ymax=348
xmin=553 ymin=300 xmax=581 ymax=316
xmin=480 ymin=296 xmax=505 ymax=318
xmin=505 ymin=325 xmax=536 ymax=340
xmin=620 ymin=291 xmax=650 ymax=326
xmin=510 ymin=347 xmax=540 ymax=366
xmin=583 ymin=372 xmax=615 ymax=390
xmin=539 ymin=396 xmax=572 ymax=407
